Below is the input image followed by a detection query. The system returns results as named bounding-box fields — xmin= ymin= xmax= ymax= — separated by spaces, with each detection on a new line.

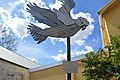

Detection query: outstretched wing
xmin=60 ymin=0 xmax=75 ymax=12
xmin=27 ymin=3 xmax=63 ymax=27
xmin=28 ymin=23 xmax=47 ymax=44
xmin=53 ymin=0 xmax=75 ymax=25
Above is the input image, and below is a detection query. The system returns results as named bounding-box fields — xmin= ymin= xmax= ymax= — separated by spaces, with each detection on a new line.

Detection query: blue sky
xmin=0 ymin=0 xmax=110 ymax=65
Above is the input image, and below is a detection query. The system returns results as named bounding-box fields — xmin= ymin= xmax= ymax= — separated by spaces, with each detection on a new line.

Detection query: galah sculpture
xmin=27 ymin=0 xmax=89 ymax=44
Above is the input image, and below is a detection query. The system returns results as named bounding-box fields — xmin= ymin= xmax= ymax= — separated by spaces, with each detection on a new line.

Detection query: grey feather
xmin=53 ymin=0 xmax=75 ymax=25
xmin=64 ymin=0 xmax=75 ymax=9
xmin=60 ymin=0 xmax=75 ymax=12
xmin=28 ymin=23 xmax=47 ymax=43
xmin=27 ymin=3 xmax=63 ymax=27
xmin=37 ymin=24 xmax=80 ymax=38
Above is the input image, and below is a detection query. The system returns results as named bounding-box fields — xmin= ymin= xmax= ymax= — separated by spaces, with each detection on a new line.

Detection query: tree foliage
xmin=0 ymin=23 xmax=18 ymax=52
xmin=82 ymin=36 xmax=120 ymax=80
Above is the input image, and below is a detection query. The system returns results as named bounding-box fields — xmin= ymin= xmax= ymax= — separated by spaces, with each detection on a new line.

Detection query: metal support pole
xmin=66 ymin=37 xmax=71 ymax=80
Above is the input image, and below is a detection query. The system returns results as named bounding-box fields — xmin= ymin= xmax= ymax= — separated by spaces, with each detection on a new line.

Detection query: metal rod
xmin=67 ymin=37 xmax=71 ymax=61
xmin=67 ymin=37 xmax=71 ymax=80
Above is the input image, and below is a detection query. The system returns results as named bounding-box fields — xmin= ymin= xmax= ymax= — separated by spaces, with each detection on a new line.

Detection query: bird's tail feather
xmin=28 ymin=23 xmax=47 ymax=44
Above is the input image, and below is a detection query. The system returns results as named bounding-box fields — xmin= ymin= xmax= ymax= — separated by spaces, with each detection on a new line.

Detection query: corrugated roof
xmin=0 ymin=46 xmax=40 ymax=69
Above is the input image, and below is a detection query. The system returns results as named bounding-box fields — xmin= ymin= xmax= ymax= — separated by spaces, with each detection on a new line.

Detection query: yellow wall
xmin=30 ymin=60 xmax=85 ymax=80
xmin=99 ymin=0 xmax=120 ymax=46
xmin=104 ymin=1 xmax=120 ymax=36
xmin=72 ymin=60 xmax=86 ymax=80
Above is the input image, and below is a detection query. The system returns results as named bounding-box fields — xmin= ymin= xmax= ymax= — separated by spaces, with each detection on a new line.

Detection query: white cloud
xmin=24 ymin=0 xmax=48 ymax=9
xmin=51 ymin=53 xmax=66 ymax=61
xmin=20 ymin=9 xmax=31 ymax=18
xmin=85 ymin=46 xmax=94 ymax=51
xmin=70 ymin=12 xmax=94 ymax=45
xmin=8 ymin=1 xmax=20 ymax=12
xmin=0 ymin=3 xmax=30 ymax=39
xmin=49 ymin=0 xmax=62 ymax=10
xmin=0 ymin=0 xmax=50 ymax=40
xmin=49 ymin=37 xmax=61 ymax=45
xmin=74 ymin=46 xmax=94 ymax=56
xmin=17 ymin=43 xmax=50 ymax=60
xmin=34 ymin=22 xmax=50 ymax=29
xmin=58 ymin=50 xmax=63 ymax=53
xmin=0 ymin=7 xmax=11 ymax=22
xmin=0 ymin=7 xmax=29 ymax=39
xmin=9 ymin=0 xmax=46 ymax=10
xmin=7 ymin=17 xmax=29 ymax=39
xmin=26 ymin=57 xmax=39 ymax=63
xmin=51 ymin=45 xmax=94 ymax=61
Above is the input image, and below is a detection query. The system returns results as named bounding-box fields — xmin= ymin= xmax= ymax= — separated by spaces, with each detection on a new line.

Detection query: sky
xmin=0 ymin=0 xmax=110 ymax=65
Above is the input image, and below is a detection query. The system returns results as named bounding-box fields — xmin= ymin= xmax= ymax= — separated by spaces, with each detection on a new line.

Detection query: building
xmin=98 ymin=0 xmax=120 ymax=46
xmin=0 ymin=46 xmax=40 ymax=80
xmin=29 ymin=55 xmax=86 ymax=80
xmin=0 ymin=45 xmax=86 ymax=80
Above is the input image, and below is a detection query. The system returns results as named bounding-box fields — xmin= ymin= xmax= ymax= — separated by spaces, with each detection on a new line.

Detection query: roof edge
xmin=29 ymin=54 xmax=86 ymax=72
xmin=0 ymin=46 xmax=40 ymax=69
xmin=0 ymin=58 xmax=29 ymax=69
xmin=98 ymin=0 xmax=116 ymax=14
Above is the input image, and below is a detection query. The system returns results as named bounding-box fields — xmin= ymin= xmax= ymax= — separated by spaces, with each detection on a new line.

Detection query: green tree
xmin=82 ymin=36 xmax=120 ymax=80
xmin=0 ymin=23 xmax=18 ymax=52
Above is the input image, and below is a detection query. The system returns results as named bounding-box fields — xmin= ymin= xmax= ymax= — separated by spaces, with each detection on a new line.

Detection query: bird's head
xmin=75 ymin=17 xmax=89 ymax=30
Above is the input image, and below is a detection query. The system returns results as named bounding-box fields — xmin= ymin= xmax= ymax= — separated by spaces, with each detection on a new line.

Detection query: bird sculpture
xmin=27 ymin=0 xmax=89 ymax=44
